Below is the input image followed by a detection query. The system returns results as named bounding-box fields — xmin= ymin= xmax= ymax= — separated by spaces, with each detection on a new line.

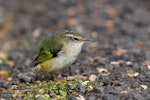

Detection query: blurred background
xmin=0 ymin=0 xmax=150 ymax=53
xmin=0 ymin=0 xmax=150 ymax=99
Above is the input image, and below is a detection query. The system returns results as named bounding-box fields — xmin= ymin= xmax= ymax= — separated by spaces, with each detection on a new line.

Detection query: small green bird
xmin=33 ymin=30 xmax=89 ymax=73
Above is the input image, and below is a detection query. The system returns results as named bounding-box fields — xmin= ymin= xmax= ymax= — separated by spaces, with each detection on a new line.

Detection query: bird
xmin=33 ymin=30 xmax=89 ymax=74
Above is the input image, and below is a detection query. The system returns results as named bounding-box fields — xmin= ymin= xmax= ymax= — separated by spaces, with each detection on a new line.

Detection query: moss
xmin=1 ymin=79 xmax=104 ymax=99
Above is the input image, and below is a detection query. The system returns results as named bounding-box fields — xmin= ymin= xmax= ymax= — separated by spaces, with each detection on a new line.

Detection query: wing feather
xmin=33 ymin=35 xmax=63 ymax=66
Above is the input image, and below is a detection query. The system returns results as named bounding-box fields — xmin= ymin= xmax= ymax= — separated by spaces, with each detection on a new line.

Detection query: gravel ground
xmin=0 ymin=0 xmax=150 ymax=100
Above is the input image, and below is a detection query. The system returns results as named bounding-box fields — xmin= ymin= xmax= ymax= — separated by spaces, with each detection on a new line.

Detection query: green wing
xmin=33 ymin=36 xmax=63 ymax=66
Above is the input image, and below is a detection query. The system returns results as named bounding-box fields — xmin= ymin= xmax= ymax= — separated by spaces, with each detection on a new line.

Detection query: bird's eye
xmin=72 ymin=37 xmax=79 ymax=41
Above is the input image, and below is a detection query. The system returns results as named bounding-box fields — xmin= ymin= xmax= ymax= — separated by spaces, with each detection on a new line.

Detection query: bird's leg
xmin=52 ymin=71 xmax=63 ymax=79
xmin=58 ymin=72 xmax=62 ymax=78
xmin=68 ymin=67 xmax=72 ymax=76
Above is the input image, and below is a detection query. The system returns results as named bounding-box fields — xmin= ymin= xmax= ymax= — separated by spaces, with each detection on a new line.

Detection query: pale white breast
xmin=50 ymin=42 xmax=84 ymax=72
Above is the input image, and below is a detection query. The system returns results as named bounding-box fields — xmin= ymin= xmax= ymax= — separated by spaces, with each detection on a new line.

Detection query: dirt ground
xmin=0 ymin=0 xmax=150 ymax=100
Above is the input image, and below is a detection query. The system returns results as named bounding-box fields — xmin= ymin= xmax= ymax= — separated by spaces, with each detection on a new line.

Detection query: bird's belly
xmin=50 ymin=53 xmax=77 ymax=72
xmin=50 ymin=45 xmax=83 ymax=72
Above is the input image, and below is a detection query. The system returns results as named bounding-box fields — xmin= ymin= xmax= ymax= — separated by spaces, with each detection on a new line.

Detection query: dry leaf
xmin=87 ymin=56 xmax=101 ymax=63
xmin=89 ymin=74 xmax=97 ymax=81
xmin=140 ymin=85 xmax=147 ymax=90
xmin=66 ymin=74 xmax=88 ymax=80
xmin=33 ymin=28 xmax=41 ymax=38
xmin=93 ymin=56 xmax=101 ymax=62
xmin=76 ymin=94 xmax=85 ymax=100
xmin=121 ymin=90 xmax=128 ymax=94
xmin=136 ymin=42 xmax=147 ymax=49
xmin=126 ymin=61 xmax=133 ymax=65
xmin=110 ymin=60 xmax=124 ymax=65
xmin=146 ymin=62 xmax=150 ymax=70
xmin=139 ymin=74 xmax=145 ymax=79
xmin=0 ymin=70 xmax=10 ymax=81
xmin=97 ymin=68 xmax=110 ymax=76
xmin=115 ymin=48 xmax=127 ymax=55
xmin=0 ymin=22 xmax=13 ymax=31
xmin=127 ymin=72 xmax=139 ymax=77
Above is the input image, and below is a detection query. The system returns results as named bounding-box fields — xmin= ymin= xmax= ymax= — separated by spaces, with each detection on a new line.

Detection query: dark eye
xmin=72 ymin=37 xmax=79 ymax=41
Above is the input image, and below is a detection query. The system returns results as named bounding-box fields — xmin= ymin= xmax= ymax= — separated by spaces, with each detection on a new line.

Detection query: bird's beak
xmin=82 ymin=37 xmax=92 ymax=41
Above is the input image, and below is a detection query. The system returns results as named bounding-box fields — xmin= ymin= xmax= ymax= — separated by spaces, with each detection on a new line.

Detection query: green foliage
xmin=2 ymin=79 xmax=104 ymax=99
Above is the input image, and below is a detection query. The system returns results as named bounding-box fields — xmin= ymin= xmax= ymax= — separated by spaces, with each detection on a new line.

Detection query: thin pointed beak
xmin=82 ymin=37 xmax=92 ymax=41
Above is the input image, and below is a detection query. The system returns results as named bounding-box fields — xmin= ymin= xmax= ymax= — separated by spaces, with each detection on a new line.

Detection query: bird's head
xmin=59 ymin=30 xmax=90 ymax=44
